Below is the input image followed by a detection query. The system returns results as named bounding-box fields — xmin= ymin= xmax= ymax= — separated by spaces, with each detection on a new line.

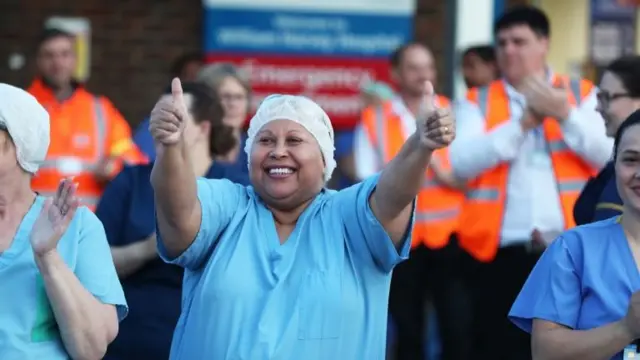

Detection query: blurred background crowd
xmin=2 ymin=0 xmax=640 ymax=359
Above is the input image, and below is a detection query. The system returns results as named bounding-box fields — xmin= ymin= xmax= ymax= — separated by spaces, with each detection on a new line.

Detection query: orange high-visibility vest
xmin=28 ymin=79 xmax=148 ymax=211
xmin=458 ymin=76 xmax=597 ymax=262
xmin=360 ymin=96 xmax=464 ymax=249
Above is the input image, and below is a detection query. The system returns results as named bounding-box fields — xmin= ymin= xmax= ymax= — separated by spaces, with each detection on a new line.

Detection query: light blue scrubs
xmin=0 ymin=196 xmax=128 ymax=360
xmin=158 ymin=174 xmax=413 ymax=359
xmin=509 ymin=217 xmax=638 ymax=360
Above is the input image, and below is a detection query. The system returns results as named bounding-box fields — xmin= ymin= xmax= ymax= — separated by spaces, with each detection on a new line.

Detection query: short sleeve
xmin=508 ymin=235 xmax=582 ymax=332
xmin=157 ymin=178 xmax=246 ymax=270
xmin=95 ymin=166 xmax=133 ymax=246
xmin=73 ymin=208 xmax=128 ymax=321
xmin=333 ymin=174 xmax=414 ymax=273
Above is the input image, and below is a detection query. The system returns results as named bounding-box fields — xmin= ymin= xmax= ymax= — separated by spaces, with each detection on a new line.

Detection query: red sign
xmin=206 ymin=54 xmax=392 ymax=131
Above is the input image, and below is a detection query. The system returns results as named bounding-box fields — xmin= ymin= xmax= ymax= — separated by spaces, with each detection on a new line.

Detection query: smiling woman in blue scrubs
xmin=510 ymin=113 xmax=640 ymax=359
xmin=99 ymin=82 xmax=249 ymax=360
xmin=149 ymin=79 xmax=454 ymax=359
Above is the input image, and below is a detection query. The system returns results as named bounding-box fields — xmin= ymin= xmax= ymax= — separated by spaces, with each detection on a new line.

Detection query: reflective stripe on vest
xmin=40 ymin=97 xmax=107 ymax=174
xmin=459 ymin=77 xmax=594 ymax=262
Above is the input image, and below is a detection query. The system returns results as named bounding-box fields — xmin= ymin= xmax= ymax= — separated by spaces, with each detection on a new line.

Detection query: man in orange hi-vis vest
xmin=449 ymin=7 xmax=613 ymax=360
xmin=354 ymin=43 xmax=470 ymax=360
xmin=28 ymin=28 xmax=148 ymax=211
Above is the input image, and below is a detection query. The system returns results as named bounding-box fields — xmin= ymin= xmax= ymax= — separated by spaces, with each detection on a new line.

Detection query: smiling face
xmin=249 ymin=119 xmax=325 ymax=210
xmin=616 ymin=123 xmax=640 ymax=214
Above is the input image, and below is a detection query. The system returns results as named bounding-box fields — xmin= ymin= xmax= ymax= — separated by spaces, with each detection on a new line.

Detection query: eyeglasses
xmin=597 ymin=92 xmax=633 ymax=105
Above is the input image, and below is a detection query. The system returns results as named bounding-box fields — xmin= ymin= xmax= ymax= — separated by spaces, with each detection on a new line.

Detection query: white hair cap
xmin=244 ymin=95 xmax=336 ymax=182
xmin=0 ymin=83 xmax=50 ymax=173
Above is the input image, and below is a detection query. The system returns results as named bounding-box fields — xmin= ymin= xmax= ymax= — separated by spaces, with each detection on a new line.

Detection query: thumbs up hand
xmin=149 ymin=78 xmax=188 ymax=146
xmin=417 ymin=81 xmax=455 ymax=151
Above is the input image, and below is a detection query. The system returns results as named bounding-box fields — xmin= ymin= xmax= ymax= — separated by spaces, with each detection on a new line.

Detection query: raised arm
xmin=370 ymin=81 xmax=454 ymax=246
xmin=150 ymin=78 xmax=201 ymax=259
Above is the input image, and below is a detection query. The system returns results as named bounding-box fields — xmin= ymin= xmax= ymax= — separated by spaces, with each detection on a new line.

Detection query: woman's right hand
xmin=623 ymin=291 xmax=640 ymax=339
xmin=149 ymin=78 xmax=187 ymax=146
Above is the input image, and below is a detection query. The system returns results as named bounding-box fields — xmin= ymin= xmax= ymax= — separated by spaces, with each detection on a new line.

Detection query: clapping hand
xmin=521 ymin=76 xmax=571 ymax=121
xmin=417 ymin=81 xmax=456 ymax=150
xmin=30 ymin=178 xmax=79 ymax=256
xmin=149 ymin=78 xmax=189 ymax=146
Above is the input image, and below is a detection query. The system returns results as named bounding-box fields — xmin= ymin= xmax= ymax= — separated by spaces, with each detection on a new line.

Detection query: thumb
xmin=171 ymin=77 xmax=184 ymax=104
xmin=423 ymin=81 xmax=436 ymax=111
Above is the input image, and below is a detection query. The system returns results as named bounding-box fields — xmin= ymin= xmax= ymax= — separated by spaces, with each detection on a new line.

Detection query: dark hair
xmin=614 ymin=109 xmax=640 ymax=162
xmin=36 ymin=28 xmax=74 ymax=53
xmin=494 ymin=6 xmax=550 ymax=38
xmin=163 ymin=82 xmax=236 ymax=156
xmin=605 ymin=56 xmax=640 ymax=98
xmin=389 ymin=42 xmax=431 ymax=68
xmin=170 ymin=52 xmax=203 ymax=78
xmin=463 ymin=45 xmax=496 ymax=63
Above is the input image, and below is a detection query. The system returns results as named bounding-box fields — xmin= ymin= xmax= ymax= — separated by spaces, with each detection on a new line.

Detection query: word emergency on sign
xmin=203 ymin=0 xmax=415 ymax=130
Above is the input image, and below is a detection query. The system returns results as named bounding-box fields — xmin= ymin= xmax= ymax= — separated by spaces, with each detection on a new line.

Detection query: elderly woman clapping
xmin=0 ymin=84 xmax=126 ymax=360
xmin=150 ymin=78 xmax=455 ymax=359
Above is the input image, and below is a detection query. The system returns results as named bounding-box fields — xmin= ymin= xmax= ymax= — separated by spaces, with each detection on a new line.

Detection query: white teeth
xmin=269 ymin=168 xmax=293 ymax=175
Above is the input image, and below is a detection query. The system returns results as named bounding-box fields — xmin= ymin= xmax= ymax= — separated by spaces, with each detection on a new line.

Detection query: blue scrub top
xmin=158 ymin=174 xmax=414 ymax=359
xmin=0 ymin=197 xmax=127 ymax=360
xmin=98 ymin=161 xmax=249 ymax=360
xmin=509 ymin=217 xmax=639 ymax=359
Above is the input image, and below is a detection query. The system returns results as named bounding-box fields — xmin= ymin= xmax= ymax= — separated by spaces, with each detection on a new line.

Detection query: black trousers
xmin=466 ymin=244 xmax=542 ymax=360
xmin=389 ymin=239 xmax=473 ymax=360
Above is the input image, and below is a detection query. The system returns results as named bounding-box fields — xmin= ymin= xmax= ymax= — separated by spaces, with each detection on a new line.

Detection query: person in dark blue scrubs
xmin=99 ymin=82 xmax=249 ymax=360
xmin=574 ymin=56 xmax=640 ymax=225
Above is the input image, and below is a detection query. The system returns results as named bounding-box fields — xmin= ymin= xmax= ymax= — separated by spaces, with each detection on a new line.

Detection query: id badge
xmin=624 ymin=344 xmax=638 ymax=358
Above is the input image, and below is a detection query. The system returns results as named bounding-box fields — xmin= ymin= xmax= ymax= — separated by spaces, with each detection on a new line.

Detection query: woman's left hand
xmin=30 ymin=178 xmax=79 ymax=256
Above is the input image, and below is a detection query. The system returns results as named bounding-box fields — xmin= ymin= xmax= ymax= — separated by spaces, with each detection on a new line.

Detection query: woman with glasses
xmin=197 ymin=63 xmax=252 ymax=171
xmin=573 ymin=55 xmax=640 ymax=225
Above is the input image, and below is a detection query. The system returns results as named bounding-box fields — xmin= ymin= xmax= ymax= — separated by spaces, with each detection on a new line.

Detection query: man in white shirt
xmin=449 ymin=6 xmax=612 ymax=360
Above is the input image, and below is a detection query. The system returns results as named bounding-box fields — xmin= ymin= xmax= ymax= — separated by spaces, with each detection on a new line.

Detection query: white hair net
xmin=0 ymin=83 xmax=50 ymax=173
xmin=244 ymin=94 xmax=336 ymax=182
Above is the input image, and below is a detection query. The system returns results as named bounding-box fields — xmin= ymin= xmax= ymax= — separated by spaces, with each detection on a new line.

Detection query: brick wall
xmin=0 ymin=0 xmax=453 ymax=128
xmin=0 ymin=0 xmax=202 ymax=129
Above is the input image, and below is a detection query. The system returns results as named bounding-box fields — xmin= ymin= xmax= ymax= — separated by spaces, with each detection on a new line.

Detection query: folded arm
xmin=449 ymin=100 xmax=526 ymax=180
xmin=532 ymin=319 xmax=632 ymax=360
xmin=36 ymin=252 xmax=119 ymax=360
